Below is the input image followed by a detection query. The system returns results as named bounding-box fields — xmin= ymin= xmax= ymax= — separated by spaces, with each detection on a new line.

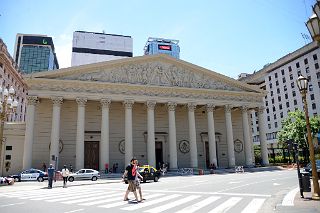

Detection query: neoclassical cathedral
xmin=7 ymin=54 xmax=269 ymax=173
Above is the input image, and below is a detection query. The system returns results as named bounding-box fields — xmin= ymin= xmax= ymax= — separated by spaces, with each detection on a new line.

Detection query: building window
xmin=315 ymin=63 xmax=319 ymax=70
xmin=309 ymin=84 xmax=313 ymax=92
xmin=275 ymin=73 xmax=278 ymax=78
xmin=276 ymin=80 xmax=279 ymax=86
xmin=313 ymin=54 xmax=318 ymax=60
xmin=285 ymin=93 xmax=288 ymax=99
xmin=268 ymin=76 xmax=271 ymax=81
xmin=281 ymin=69 xmax=285 ymax=75
xmin=267 ymin=116 xmax=270 ymax=121
xmin=312 ymin=103 xmax=316 ymax=110
xmin=290 ymin=74 xmax=293 ymax=80
xmin=257 ymin=127 xmax=259 ymax=132
xmin=311 ymin=94 xmax=315 ymax=100
xmin=278 ymin=96 xmax=281 ymax=101
xmin=274 ymin=114 xmax=277 ymax=119
xmin=273 ymin=106 xmax=276 ymax=112
xmin=294 ymin=99 xmax=297 ymax=105
xmin=292 ymin=91 xmax=296 ymax=97
xmin=5 ymin=155 xmax=11 ymax=160
xmin=265 ymin=101 xmax=268 ymax=106
xmin=304 ymin=58 xmax=308 ymax=64
xmin=271 ymin=91 xmax=274 ymax=96
xmin=297 ymin=70 xmax=301 ymax=76
xmin=266 ymin=108 xmax=269 ymax=113
xmin=317 ymin=72 xmax=320 ymax=79
xmin=268 ymin=124 xmax=271 ymax=129
xmin=289 ymin=66 xmax=292 ymax=72
xmin=286 ymin=102 xmax=290 ymax=108
xmin=296 ymin=62 xmax=300 ymax=68
xmin=284 ymin=85 xmax=287 ymax=91
xmin=277 ymin=88 xmax=280 ymax=94
xmin=275 ymin=122 xmax=278 ymax=128
xmin=279 ymin=104 xmax=283 ymax=110
xmin=282 ymin=77 xmax=286 ymax=83
xmin=269 ymin=83 xmax=272 ymax=89
xmin=280 ymin=112 xmax=283 ymax=118
xmin=272 ymin=98 xmax=274 ymax=104
xmin=291 ymin=82 xmax=295 ymax=88
xmin=6 ymin=146 xmax=12 ymax=150
xmin=306 ymin=67 xmax=310 ymax=74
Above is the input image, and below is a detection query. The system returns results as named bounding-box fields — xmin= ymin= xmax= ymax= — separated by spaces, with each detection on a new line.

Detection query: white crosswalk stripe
xmin=1 ymin=188 xmax=267 ymax=213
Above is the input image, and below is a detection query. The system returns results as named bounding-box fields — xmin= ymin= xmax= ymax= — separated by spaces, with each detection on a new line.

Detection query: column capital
xmin=146 ymin=100 xmax=156 ymax=110
xmin=100 ymin=98 xmax=111 ymax=108
xmin=206 ymin=103 xmax=215 ymax=112
xmin=167 ymin=102 xmax=177 ymax=111
xmin=224 ymin=105 xmax=233 ymax=113
xmin=76 ymin=97 xmax=87 ymax=107
xmin=123 ymin=99 xmax=134 ymax=109
xmin=27 ymin=96 xmax=39 ymax=106
xmin=241 ymin=106 xmax=249 ymax=113
xmin=51 ymin=96 xmax=63 ymax=106
xmin=187 ymin=102 xmax=197 ymax=112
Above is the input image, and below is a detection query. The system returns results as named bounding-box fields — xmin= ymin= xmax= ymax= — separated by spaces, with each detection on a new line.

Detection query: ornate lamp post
xmin=296 ymin=75 xmax=320 ymax=200
xmin=0 ymin=85 xmax=18 ymax=176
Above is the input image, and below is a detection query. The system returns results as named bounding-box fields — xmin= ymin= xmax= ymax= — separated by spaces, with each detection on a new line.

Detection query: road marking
xmin=121 ymin=194 xmax=180 ymax=211
xmin=175 ymin=196 xmax=221 ymax=213
xmin=241 ymin=198 xmax=266 ymax=213
xmin=273 ymin=183 xmax=280 ymax=186
xmin=0 ymin=202 xmax=25 ymax=207
xmin=61 ymin=192 xmax=121 ymax=204
xmin=63 ymin=209 xmax=84 ymax=213
xmin=79 ymin=196 xmax=120 ymax=206
xmin=208 ymin=197 xmax=242 ymax=213
xmin=229 ymin=181 xmax=242 ymax=184
xmin=281 ymin=187 xmax=299 ymax=206
xmin=145 ymin=195 xmax=201 ymax=213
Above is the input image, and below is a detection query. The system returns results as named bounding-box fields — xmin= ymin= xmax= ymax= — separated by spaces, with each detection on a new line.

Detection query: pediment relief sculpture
xmin=60 ymin=62 xmax=244 ymax=92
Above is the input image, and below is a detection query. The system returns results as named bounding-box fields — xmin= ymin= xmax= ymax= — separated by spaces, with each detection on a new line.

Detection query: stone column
xmin=206 ymin=103 xmax=217 ymax=167
xmin=188 ymin=103 xmax=198 ymax=168
xmin=241 ymin=106 xmax=253 ymax=167
xmin=258 ymin=106 xmax=269 ymax=166
xmin=168 ymin=102 xmax=178 ymax=169
xmin=22 ymin=96 xmax=38 ymax=170
xmin=49 ymin=97 xmax=63 ymax=166
xmin=76 ymin=98 xmax=87 ymax=170
xmin=225 ymin=105 xmax=235 ymax=167
xmin=124 ymin=99 xmax=134 ymax=166
xmin=147 ymin=100 xmax=156 ymax=167
xmin=100 ymin=98 xmax=111 ymax=171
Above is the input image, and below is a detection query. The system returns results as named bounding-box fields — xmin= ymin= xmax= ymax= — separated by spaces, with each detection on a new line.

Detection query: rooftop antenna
xmin=301 ymin=33 xmax=311 ymax=44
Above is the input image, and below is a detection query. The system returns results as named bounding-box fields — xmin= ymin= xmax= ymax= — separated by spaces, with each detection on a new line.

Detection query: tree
xmin=277 ymin=110 xmax=320 ymax=148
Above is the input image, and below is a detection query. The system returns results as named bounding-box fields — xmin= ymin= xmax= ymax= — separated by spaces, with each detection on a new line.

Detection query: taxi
xmin=138 ymin=165 xmax=161 ymax=183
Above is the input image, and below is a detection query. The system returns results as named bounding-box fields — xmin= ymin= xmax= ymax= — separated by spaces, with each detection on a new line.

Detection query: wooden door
xmin=84 ymin=141 xmax=99 ymax=171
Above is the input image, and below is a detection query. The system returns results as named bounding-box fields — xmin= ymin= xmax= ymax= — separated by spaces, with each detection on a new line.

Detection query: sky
xmin=0 ymin=0 xmax=316 ymax=79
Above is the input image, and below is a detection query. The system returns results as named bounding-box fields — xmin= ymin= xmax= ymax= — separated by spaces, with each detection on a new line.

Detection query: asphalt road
xmin=0 ymin=170 xmax=300 ymax=213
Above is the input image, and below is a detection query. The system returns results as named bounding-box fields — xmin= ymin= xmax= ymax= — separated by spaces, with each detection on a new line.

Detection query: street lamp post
xmin=0 ymin=85 xmax=18 ymax=176
xmin=296 ymin=75 xmax=320 ymax=200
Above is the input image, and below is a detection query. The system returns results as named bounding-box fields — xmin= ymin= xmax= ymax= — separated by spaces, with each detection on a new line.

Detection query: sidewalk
xmin=293 ymin=190 xmax=320 ymax=213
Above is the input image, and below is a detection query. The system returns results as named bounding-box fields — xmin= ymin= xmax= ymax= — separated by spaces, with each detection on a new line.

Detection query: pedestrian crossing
xmin=0 ymin=188 xmax=267 ymax=212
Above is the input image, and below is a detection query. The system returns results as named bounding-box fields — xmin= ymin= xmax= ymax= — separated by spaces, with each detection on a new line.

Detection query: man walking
xmin=47 ymin=164 xmax=55 ymax=189
xmin=123 ymin=158 xmax=140 ymax=202
xmin=61 ymin=165 xmax=69 ymax=188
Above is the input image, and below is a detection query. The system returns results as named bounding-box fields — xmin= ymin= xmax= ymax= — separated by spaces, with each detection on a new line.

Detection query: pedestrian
xmin=123 ymin=158 xmax=140 ymax=202
xmin=69 ymin=164 xmax=73 ymax=173
xmin=42 ymin=162 xmax=47 ymax=172
xmin=47 ymin=164 xmax=55 ymax=189
xmin=115 ymin=163 xmax=118 ymax=173
xmin=134 ymin=160 xmax=145 ymax=201
xmin=61 ymin=165 xmax=70 ymax=188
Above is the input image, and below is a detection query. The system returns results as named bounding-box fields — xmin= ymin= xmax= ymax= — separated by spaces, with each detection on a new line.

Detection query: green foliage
xmin=277 ymin=110 xmax=320 ymax=148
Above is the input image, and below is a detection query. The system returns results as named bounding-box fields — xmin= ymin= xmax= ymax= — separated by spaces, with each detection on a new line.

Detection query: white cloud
xmin=54 ymin=34 xmax=72 ymax=68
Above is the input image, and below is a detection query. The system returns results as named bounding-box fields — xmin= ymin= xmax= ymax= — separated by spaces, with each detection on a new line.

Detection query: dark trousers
xmin=48 ymin=177 xmax=53 ymax=188
xmin=63 ymin=177 xmax=68 ymax=187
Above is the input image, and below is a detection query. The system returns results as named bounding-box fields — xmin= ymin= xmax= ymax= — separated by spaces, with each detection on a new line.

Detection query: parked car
xmin=0 ymin=176 xmax=14 ymax=185
xmin=68 ymin=169 xmax=100 ymax=182
xmin=303 ymin=159 xmax=320 ymax=178
xmin=124 ymin=165 xmax=161 ymax=184
xmin=10 ymin=169 xmax=48 ymax=182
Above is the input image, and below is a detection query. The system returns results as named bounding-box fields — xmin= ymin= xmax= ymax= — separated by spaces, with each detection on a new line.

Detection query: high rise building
xmin=144 ymin=37 xmax=180 ymax=59
xmin=0 ymin=38 xmax=27 ymax=122
xmin=71 ymin=31 xmax=133 ymax=66
xmin=239 ymin=41 xmax=320 ymax=147
xmin=14 ymin=34 xmax=59 ymax=74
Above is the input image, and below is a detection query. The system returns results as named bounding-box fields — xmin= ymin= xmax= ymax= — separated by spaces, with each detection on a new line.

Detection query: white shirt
xmin=61 ymin=168 xmax=70 ymax=177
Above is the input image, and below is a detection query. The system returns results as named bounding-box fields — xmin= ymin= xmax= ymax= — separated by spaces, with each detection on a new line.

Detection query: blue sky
xmin=0 ymin=0 xmax=316 ymax=78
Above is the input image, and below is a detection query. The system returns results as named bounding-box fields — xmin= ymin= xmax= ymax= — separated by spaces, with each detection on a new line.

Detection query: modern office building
xmin=14 ymin=34 xmax=59 ymax=74
xmin=71 ymin=31 xmax=133 ymax=66
xmin=144 ymin=37 xmax=180 ymax=59
xmin=239 ymin=41 xmax=320 ymax=147
xmin=0 ymin=38 xmax=27 ymax=122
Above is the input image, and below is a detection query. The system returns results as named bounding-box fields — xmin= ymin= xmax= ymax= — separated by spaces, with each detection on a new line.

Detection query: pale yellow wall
xmin=2 ymin=123 xmax=25 ymax=176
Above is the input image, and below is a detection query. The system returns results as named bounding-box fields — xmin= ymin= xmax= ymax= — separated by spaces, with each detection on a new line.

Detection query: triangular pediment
xmin=26 ymin=54 xmax=262 ymax=93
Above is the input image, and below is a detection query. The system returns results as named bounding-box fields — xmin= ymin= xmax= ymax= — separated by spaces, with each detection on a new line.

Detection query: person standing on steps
xmin=123 ymin=158 xmax=140 ymax=202
xmin=61 ymin=165 xmax=70 ymax=188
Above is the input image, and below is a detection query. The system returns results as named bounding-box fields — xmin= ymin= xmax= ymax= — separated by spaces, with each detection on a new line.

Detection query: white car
xmin=68 ymin=169 xmax=100 ymax=182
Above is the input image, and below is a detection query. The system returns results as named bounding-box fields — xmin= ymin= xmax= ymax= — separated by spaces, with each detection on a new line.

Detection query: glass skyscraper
xmin=14 ymin=34 xmax=59 ymax=74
